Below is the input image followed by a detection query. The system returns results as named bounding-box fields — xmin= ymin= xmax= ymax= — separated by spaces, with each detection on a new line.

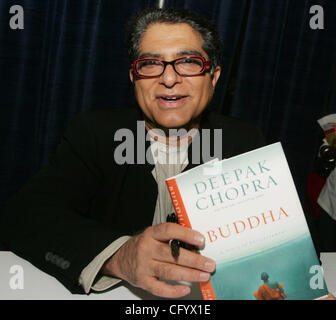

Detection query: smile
xmin=156 ymin=95 xmax=189 ymax=108
xmin=158 ymin=95 xmax=188 ymax=101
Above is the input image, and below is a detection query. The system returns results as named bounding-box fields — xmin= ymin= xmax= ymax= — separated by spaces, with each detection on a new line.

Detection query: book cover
xmin=166 ymin=142 xmax=329 ymax=300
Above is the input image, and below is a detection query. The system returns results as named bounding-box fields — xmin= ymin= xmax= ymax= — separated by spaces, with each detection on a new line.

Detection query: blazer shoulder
xmin=67 ymin=107 xmax=140 ymax=133
xmin=207 ymin=112 xmax=266 ymax=153
xmin=208 ymin=112 xmax=262 ymax=134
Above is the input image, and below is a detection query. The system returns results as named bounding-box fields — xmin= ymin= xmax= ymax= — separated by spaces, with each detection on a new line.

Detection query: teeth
xmin=162 ymin=96 xmax=181 ymax=100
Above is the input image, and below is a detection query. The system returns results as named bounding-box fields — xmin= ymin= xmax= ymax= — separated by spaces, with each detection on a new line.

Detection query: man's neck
xmin=144 ymin=119 xmax=200 ymax=146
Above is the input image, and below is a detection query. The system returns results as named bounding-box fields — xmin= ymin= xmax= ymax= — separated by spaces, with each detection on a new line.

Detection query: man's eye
xmin=138 ymin=60 xmax=161 ymax=68
xmin=178 ymin=58 xmax=202 ymax=66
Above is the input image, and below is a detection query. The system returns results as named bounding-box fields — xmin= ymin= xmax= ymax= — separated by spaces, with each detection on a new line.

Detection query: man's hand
xmin=318 ymin=293 xmax=336 ymax=300
xmin=101 ymin=223 xmax=216 ymax=298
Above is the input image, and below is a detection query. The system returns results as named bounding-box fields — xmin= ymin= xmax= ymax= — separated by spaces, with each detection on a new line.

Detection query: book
xmin=166 ymin=142 xmax=329 ymax=300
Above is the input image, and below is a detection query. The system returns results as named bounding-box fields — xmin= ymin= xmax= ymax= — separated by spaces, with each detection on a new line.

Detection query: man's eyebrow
xmin=138 ymin=52 xmax=162 ymax=59
xmin=138 ymin=50 xmax=205 ymax=60
xmin=177 ymin=50 xmax=204 ymax=57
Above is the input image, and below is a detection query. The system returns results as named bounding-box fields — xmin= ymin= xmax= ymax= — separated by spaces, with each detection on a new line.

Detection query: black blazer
xmin=0 ymin=106 xmax=266 ymax=293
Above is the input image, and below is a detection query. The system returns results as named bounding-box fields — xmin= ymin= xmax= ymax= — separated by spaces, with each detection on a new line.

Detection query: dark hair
xmin=125 ymin=8 xmax=221 ymax=73
xmin=261 ymin=272 xmax=269 ymax=281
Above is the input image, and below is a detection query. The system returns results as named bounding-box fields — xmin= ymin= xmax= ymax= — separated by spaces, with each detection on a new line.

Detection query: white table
xmin=0 ymin=251 xmax=335 ymax=300
xmin=0 ymin=251 xmax=202 ymax=300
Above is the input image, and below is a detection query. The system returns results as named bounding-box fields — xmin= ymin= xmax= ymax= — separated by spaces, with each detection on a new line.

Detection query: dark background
xmin=0 ymin=0 xmax=335 ymax=219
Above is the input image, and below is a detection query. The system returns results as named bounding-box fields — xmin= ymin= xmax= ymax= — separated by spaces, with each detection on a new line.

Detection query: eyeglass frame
xmin=131 ymin=55 xmax=212 ymax=79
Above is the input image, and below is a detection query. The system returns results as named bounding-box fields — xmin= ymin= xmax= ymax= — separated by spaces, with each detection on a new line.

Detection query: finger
xmin=325 ymin=293 xmax=336 ymax=300
xmin=151 ymin=223 xmax=205 ymax=247
xmin=145 ymin=277 xmax=191 ymax=298
xmin=154 ymin=242 xmax=216 ymax=273
xmin=152 ymin=261 xmax=211 ymax=283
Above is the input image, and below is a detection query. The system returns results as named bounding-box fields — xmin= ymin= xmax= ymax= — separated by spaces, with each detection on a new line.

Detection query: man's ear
xmin=129 ymin=69 xmax=134 ymax=85
xmin=211 ymin=66 xmax=221 ymax=88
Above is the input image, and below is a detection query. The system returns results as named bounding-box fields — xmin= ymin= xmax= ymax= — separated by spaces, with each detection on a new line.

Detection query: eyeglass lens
xmin=136 ymin=57 xmax=204 ymax=76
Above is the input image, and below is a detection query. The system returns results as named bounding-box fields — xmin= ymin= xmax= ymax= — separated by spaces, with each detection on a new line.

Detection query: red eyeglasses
xmin=131 ymin=56 xmax=211 ymax=79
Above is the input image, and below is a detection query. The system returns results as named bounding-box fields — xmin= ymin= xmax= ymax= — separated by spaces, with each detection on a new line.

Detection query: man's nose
xmin=159 ymin=64 xmax=182 ymax=87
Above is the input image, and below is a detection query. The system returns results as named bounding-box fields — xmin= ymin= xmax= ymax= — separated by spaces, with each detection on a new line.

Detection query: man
xmin=254 ymin=272 xmax=287 ymax=300
xmin=0 ymin=8 xmax=265 ymax=298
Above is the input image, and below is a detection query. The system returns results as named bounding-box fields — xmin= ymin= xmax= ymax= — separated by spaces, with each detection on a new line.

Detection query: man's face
xmin=130 ymin=23 xmax=221 ymax=130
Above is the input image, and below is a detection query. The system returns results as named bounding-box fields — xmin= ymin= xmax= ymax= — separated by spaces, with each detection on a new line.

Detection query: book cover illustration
xmin=166 ymin=142 xmax=328 ymax=300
